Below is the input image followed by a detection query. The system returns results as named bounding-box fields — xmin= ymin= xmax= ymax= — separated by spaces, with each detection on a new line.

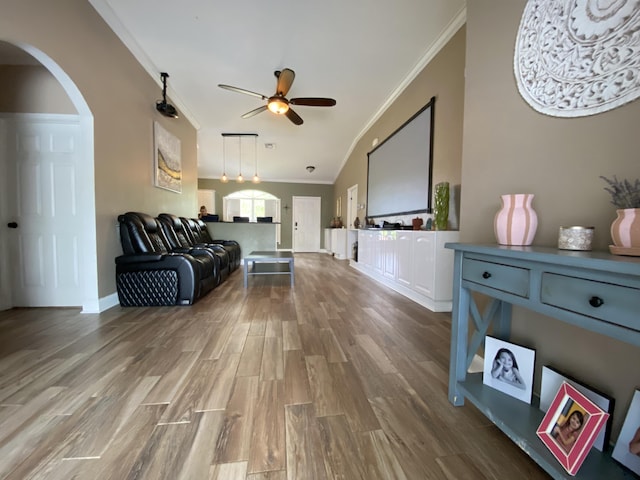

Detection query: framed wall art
xmin=153 ymin=121 xmax=182 ymax=193
xmin=482 ymin=336 xmax=535 ymax=404
xmin=537 ymin=382 xmax=609 ymax=476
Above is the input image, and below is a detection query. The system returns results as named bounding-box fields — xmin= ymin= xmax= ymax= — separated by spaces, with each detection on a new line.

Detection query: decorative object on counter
xmin=433 ymin=181 xmax=449 ymax=230
xmin=412 ymin=217 xmax=423 ymax=230
xmin=493 ymin=193 xmax=538 ymax=246
xmin=330 ymin=217 xmax=343 ymax=228
xmin=425 ymin=218 xmax=433 ymax=230
xmin=601 ymin=175 xmax=640 ymax=255
xmin=514 ymin=0 xmax=640 ymax=117
xmin=382 ymin=221 xmax=401 ymax=230
xmin=557 ymin=226 xmax=594 ymax=251
xmin=354 ymin=216 xmax=360 ymax=228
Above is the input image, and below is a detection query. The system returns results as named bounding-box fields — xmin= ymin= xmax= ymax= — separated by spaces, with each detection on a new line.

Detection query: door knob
xmin=7 ymin=222 xmax=18 ymax=229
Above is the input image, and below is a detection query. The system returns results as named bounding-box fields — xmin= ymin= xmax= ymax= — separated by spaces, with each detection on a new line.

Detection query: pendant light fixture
xmin=220 ymin=134 xmax=229 ymax=183
xmin=221 ymin=133 xmax=259 ymax=184
xmin=252 ymin=134 xmax=260 ymax=183
xmin=236 ymin=136 xmax=244 ymax=183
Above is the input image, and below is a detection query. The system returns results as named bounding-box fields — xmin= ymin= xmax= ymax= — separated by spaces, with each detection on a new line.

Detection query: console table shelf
xmin=445 ymin=243 xmax=640 ymax=480
xmin=460 ymin=374 xmax=630 ymax=479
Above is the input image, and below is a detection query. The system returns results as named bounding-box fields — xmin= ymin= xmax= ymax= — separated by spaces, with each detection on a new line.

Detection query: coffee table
xmin=243 ymin=251 xmax=294 ymax=287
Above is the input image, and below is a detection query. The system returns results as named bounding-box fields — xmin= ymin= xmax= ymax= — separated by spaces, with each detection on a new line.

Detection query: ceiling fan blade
xmin=241 ymin=105 xmax=268 ymax=119
xmin=218 ymin=84 xmax=267 ymax=100
xmin=285 ymin=108 xmax=303 ymax=125
xmin=289 ymin=97 xmax=337 ymax=107
xmin=276 ymin=68 xmax=295 ymax=97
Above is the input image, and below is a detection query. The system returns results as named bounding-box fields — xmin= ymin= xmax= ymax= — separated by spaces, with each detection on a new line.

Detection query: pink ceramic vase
xmin=610 ymin=208 xmax=640 ymax=248
xmin=494 ymin=194 xmax=538 ymax=246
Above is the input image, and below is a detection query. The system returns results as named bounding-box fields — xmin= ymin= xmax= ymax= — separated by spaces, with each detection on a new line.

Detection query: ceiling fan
xmin=218 ymin=68 xmax=336 ymax=125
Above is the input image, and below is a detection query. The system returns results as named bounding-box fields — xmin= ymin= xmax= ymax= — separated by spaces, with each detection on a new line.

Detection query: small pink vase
xmin=494 ymin=194 xmax=538 ymax=246
xmin=610 ymin=208 xmax=640 ymax=248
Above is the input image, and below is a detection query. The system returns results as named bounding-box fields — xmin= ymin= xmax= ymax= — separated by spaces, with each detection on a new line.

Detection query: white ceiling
xmin=10 ymin=1 xmax=467 ymax=184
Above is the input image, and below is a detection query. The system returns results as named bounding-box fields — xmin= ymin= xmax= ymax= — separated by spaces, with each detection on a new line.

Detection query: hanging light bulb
xmin=252 ymin=134 xmax=260 ymax=183
xmin=236 ymin=136 xmax=244 ymax=183
xmin=221 ymin=135 xmax=229 ymax=183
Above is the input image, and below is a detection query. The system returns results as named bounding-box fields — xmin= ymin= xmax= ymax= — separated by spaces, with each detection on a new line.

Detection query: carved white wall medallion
xmin=514 ymin=0 xmax=640 ymax=117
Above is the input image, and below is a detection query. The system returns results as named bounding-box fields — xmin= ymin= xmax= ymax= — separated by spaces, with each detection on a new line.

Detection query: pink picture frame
xmin=537 ymin=382 xmax=609 ymax=476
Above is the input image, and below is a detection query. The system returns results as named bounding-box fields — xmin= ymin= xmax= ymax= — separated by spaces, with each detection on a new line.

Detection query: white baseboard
xmin=82 ymin=292 xmax=119 ymax=313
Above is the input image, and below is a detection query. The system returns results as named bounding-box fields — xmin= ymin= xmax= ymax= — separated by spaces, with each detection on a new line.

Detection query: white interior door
xmin=0 ymin=119 xmax=10 ymax=310
xmin=347 ymin=184 xmax=358 ymax=228
xmin=292 ymin=196 xmax=321 ymax=252
xmin=6 ymin=116 xmax=83 ymax=307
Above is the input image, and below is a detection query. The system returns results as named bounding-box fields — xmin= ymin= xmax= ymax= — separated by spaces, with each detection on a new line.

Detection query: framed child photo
xmin=482 ymin=336 xmax=535 ymax=404
xmin=540 ymin=365 xmax=614 ymax=451
xmin=537 ymin=382 xmax=609 ymax=476
xmin=612 ymin=390 xmax=640 ymax=476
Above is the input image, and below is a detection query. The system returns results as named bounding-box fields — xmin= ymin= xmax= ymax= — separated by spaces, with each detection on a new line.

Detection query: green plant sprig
xmin=600 ymin=175 xmax=640 ymax=209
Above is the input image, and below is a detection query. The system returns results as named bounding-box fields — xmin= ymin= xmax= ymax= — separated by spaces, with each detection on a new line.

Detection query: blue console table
xmin=445 ymin=243 xmax=640 ymax=479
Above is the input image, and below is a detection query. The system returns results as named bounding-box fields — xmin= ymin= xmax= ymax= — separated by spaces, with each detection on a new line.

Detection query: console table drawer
xmin=462 ymin=258 xmax=529 ymax=297
xmin=541 ymin=273 xmax=640 ymax=331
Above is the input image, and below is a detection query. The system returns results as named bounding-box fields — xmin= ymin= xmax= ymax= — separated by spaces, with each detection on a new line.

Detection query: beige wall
xmin=334 ymin=26 xmax=466 ymax=226
xmin=462 ymin=1 xmax=640 ymax=438
xmin=198 ymin=179 xmax=334 ymax=250
xmin=335 ymin=3 xmax=638 ymax=441
xmin=0 ymin=0 xmax=199 ymax=299
xmin=0 ymin=64 xmax=76 ymax=113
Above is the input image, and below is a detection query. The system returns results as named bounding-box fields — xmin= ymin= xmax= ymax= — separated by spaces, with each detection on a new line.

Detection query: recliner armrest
xmin=116 ymin=253 xmax=165 ymax=264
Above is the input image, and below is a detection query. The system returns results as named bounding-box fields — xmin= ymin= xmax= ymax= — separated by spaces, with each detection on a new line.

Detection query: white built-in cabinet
xmin=325 ymin=228 xmax=358 ymax=260
xmin=353 ymin=229 xmax=460 ymax=312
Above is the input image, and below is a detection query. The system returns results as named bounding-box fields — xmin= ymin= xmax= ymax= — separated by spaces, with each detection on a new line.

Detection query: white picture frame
xmin=612 ymin=390 xmax=640 ymax=475
xmin=153 ymin=121 xmax=182 ymax=193
xmin=482 ymin=336 xmax=535 ymax=404
xmin=540 ymin=366 xmax=613 ymax=451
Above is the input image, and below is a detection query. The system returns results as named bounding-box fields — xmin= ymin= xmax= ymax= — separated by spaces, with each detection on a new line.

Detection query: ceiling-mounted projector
xmin=156 ymin=72 xmax=178 ymax=118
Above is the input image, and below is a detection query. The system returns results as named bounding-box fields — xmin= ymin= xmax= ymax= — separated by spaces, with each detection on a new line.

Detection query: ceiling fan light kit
xmin=218 ymin=67 xmax=336 ymax=125
xmin=267 ymin=97 xmax=289 ymax=114
xmin=156 ymin=72 xmax=178 ymax=118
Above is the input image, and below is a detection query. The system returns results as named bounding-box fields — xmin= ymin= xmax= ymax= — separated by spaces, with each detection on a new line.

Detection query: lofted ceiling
xmin=7 ymin=1 xmax=467 ymax=184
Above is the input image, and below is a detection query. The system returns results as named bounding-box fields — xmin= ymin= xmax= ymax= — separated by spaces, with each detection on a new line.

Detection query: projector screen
xmin=367 ymin=97 xmax=435 ymax=218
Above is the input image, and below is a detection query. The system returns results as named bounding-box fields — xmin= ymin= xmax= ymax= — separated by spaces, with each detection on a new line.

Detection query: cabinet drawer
xmin=462 ymin=258 xmax=530 ymax=297
xmin=541 ymin=273 xmax=640 ymax=331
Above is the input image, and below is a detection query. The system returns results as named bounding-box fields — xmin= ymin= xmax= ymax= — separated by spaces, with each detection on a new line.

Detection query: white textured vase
xmin=494 ymin=194 xmax=538 ymax=246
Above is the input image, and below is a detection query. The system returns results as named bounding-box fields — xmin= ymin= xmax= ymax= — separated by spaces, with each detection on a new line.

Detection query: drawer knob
xmin=482 ymin=271 xmax=492 ymax=279
xmin=589 ymin=296 xmax=604 ymax=308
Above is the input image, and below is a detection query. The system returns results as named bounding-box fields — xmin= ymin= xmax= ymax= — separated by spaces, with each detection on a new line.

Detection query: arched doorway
xmin=0 ymin=41 xmax=98 ymax=312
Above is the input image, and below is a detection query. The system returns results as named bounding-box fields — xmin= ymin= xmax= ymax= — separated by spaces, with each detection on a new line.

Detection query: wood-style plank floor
xmin=0 ymin=253 xmax=550 ymax=479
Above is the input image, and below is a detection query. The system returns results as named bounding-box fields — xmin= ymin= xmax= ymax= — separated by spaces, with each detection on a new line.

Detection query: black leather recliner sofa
xmin=158 ymin=213 xmax=230 ymax=283
xmin=116 ymin=212 xmax=218 ymax=306
xmin=180 ymin=217 xmax=242 ymax=271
